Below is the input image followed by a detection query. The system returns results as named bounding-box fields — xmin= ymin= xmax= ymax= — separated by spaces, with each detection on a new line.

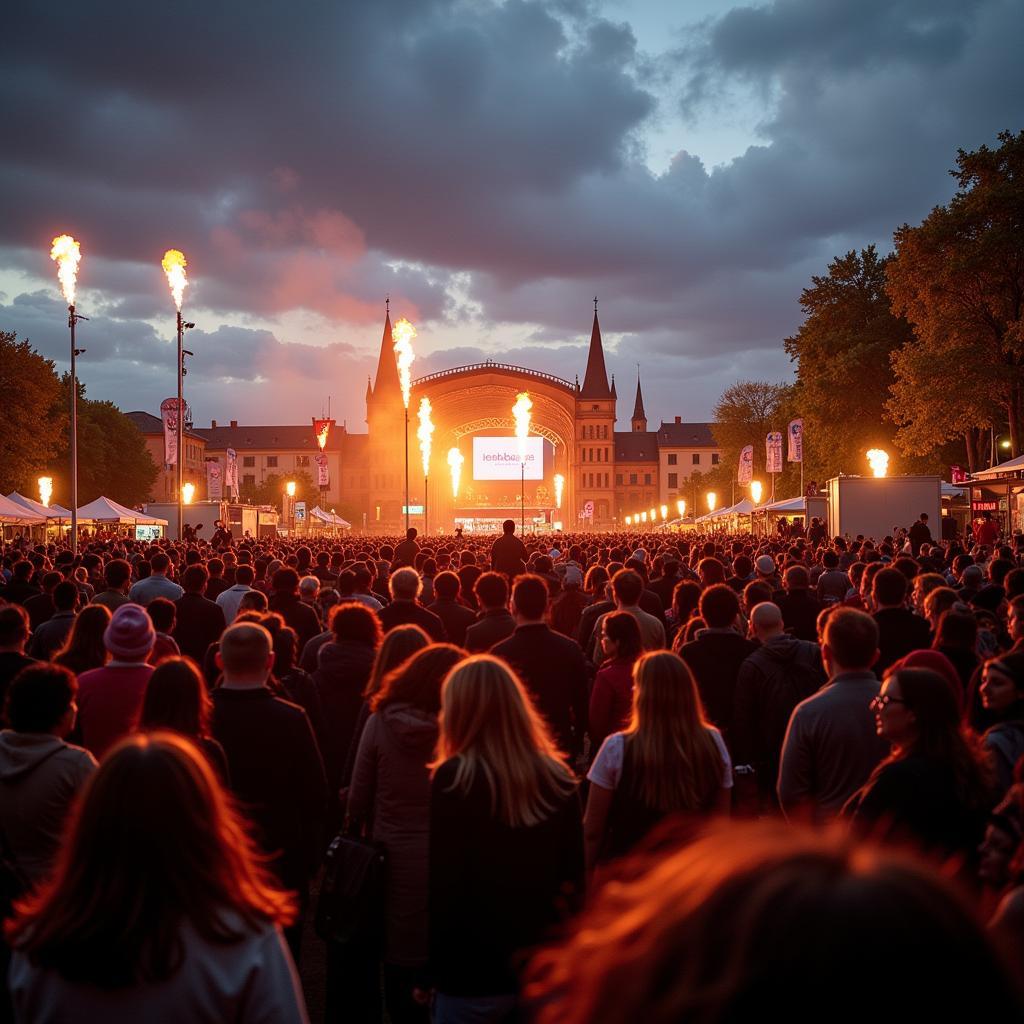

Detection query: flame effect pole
xmin=69 ymin=306 xmax=80 ymax=554
xmin=177 ymin=310 xmax=184 ymax=542
xmin=521 ymin=461 xmax=525 ymax=534
xmin=404 ymin=408 xmax=410 ymax=533
xmin=424 ymin=475 xmax=429 ymax=536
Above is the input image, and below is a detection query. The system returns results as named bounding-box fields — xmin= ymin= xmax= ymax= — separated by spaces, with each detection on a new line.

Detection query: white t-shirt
xmin=588 ymin=728 xmax=733 ymax=791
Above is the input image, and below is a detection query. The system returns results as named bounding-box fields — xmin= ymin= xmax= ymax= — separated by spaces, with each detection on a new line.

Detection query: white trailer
xmin=825 ymin=476 xmax=941 ymax=541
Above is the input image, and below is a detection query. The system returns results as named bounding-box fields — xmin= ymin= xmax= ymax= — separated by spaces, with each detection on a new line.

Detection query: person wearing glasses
xmin=843 ymin=667 xmax=993 ymax=867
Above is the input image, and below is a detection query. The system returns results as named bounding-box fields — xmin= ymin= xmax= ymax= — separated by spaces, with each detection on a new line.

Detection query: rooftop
xmin=656 ymin=421 xmax=717 ymax=447
xmin=614 ymin=431 xmax=659 ymax=462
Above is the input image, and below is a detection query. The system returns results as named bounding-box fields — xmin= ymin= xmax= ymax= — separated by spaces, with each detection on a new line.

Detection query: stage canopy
xmin=76 ymin=496 xmax=168 ymax=525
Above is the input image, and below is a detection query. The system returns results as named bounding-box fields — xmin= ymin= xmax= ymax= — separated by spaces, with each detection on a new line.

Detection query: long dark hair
xmin=601 ymin=611 xmax=643 ymax=663
xmin=139 ymin=658 xmax=211 ymax=738
xmin=53 ymin=604 xmax=111 ymax=676
xmin=6 ymin=733 xmax=294 ymax=988
xmin=880 ymin=668 xmax=992 ymax=809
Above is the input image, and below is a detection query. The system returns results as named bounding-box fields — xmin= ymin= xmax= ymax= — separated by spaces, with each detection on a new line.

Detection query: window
xmin=692 ymin=453 xmax=701 ymax=465
xmin=644 ymin=473 xmax=652 ymax=486
xmin=629 ymin=473 xmax=638 ymax=485
xmin=668 ymin=473 xmax=678 ymax=488
xmin=667 ymin=453 xmax=677 ymax=466
xmin=604 ymin=473 xmax=609 ymax=488
xmin=616 ymin=473 xmax=623 ymax=486
xmin=242 ymin=456 xmax=255 ymax=468
xmin=296 ymin=455 xmax=310 ymax=467
xmin=266 ymin=456 xmax=278 ymax=468
xmin=242 ymin=474 xmax=255 ymax=489
xmin=712 ymin=453 xmax=720 ymax=465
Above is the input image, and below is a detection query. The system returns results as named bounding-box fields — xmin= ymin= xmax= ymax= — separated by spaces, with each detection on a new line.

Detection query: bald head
xmin=750 ymin=601 xmax=785 ymax=640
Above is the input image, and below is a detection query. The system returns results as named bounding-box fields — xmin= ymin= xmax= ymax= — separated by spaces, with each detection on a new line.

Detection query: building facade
xmin=129 ymin=307 xmax=721 ymax=531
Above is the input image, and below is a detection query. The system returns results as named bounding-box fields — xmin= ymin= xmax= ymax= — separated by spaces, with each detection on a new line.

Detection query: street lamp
xmin=676 ymin=498 xmax=686 ymax=518
xmin=660 ymin=504 xmax=668 ymax=521
xmin=50 ymin=235 xmax=84 ymax=553
xmin=625 ymin=515 xmax=632 ymax=526
xmin=707 ymin=491 xmax=717 ymax=513
xmin=285 ymin=480 xmax=296 ymax=533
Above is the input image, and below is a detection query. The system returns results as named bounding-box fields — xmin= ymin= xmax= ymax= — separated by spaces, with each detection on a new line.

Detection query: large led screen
xmin=472 ymin=437 xmax=544 ymax=480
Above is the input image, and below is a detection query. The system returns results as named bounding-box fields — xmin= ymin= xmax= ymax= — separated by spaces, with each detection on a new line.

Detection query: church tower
xmin=631 ymin=370 xmax=648 ymax=432
xmin=365 ymin=303 xmax=407 ymax=529
xmin=574 ymin=299 xmax=617 ymax=527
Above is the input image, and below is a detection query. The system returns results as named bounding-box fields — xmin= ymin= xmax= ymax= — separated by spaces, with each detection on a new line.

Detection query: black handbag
xmin=315 ymin=831 xmax=387 ymax=948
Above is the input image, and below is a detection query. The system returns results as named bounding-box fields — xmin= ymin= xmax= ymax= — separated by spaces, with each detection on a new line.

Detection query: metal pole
xmin=177 ymin=310 xmax=183 ymax=542
xmin=404 ymin=407 xmax=410 ymax=532
xmin=424 ymin=475 xmax=429 ymax=536
xmin=523 ymin=463 xmax=528 ymax=534
xmin=69 ymin=306 xmax=78 ymax=554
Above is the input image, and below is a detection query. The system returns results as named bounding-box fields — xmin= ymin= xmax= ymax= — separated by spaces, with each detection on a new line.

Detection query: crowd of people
xmin=1 ymin=515 xmax=1023 ymax=1021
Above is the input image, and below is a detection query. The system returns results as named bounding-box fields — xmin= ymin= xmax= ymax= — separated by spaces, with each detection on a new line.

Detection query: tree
xmin=712 ymin=380 xmax=799 ymax=500
xmin=48 ymin=379 xmax=159 ymax=507
xmin=243 ymin=471 xmax=319 ymax=513
xmin=0 ymin=331 xmax=65 ymax=494
xmin=887 ymin=130 xmax=1024 ymax=461
xmin=783 ymin=246 xmax=914 ymax=481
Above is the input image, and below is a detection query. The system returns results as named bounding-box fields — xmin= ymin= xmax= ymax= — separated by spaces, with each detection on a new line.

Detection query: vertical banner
xmin=314 ymin=452 xmax=330 ymax=488
xmin=737 ymin=445 xmax=754 ymax=484
xmin=766 ymin=431 xmax=783 ymax=474
xmin=787 ymin=418 xmax=804 ymax=463
xmin=225 ymin=448 xmax=238 ymax=495
xmin=160 ymin=397 xmax=180 ymax=466
xmin=206 ymin=460 xmax=223 ymax=501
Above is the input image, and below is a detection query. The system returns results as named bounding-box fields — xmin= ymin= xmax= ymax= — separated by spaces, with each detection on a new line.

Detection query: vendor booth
xmin=0 ymin=494 xmax=45 ymax=536
xmin=76 ymin=496 xmax=168 ymax=540
xmin=750 ymin=494 xmax=828 ymax=537
xmin=309 ymin=506 xmax=351 ymax=533
xmin=964 ymin=456 xmax=1024 ymax=538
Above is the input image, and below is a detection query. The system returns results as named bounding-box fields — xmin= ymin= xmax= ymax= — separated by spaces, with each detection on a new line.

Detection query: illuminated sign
xmin=472 ymin=437 xmax=543 ymax=481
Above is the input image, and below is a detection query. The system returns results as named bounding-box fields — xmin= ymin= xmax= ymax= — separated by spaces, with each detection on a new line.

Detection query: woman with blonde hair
xmin=428 ymin=655 xmax=583 ymax=1023
xmin=6 ymin=733 xmax=306 ymax=1022
xmin=584 ymin=651 xmax=731 ymax=870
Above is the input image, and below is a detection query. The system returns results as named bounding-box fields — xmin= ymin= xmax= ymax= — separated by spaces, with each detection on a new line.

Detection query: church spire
xmin=579 ymin=298 xmax=612 ymax=399
xmin=371 ymin=303 xmax=401 ymax=401
xmin=631 ymin=367 xmax=647 ymax=432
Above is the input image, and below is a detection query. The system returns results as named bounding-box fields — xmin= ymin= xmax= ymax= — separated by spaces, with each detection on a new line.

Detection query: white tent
xmin=76 ymin=496 xmax=168 ymax=525
xmin=0 ymin=494 xmax=45 ymax=525
xmin=6 ymin=492 xmax=74 ymax=520
xmin=310 ymin=505 xmax=351 ymax=529
xmin=696 ymin=498 xmax=754 ymax=524
xmin=752 ymin=495 xmax=807 ymax=514
xmin=941 ymin=481 xmax=966 ymax=499
xmin=971 ymin=454 xmax=1024 ymax=479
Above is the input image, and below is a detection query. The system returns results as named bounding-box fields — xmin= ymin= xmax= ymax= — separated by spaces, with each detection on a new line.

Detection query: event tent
xmin=75 ymin=496 xmax=168 ymax=525
xmin=310 ymin=505 xmax=351 ymax=529
xmin=5 ymin=492 xmax=74 ymax=520
xmin=696 ymin=498 xmax=754 ymax=524
xmin=751 ymin=495 xmax=807 ymax=515
xmin=0 ymin=494 xmax=45 ymax=525
xmin=970 ymin=454 xmax=1024 ymax=479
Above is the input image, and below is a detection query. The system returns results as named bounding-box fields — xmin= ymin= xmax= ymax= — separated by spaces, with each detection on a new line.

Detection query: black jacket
xmin=428 ymin=598 xmax=477 ymax=647
xmin=173 ymin=592 xmax=227 ymax=666
xmin=733 ymin=635 xmax=825 ymax=783
xmin=873 ymin=607 xmax=932 ymax=676
xmin=313 ymin=640 xmax=377 ymax=790
xmin=492 ymin=624 xmax=589 ymax=756
xmin=773 ymin=589 xmax=822 ymax=643
xmin=268 ymin=592 xmax=322 ymax=653
xmin=678 ymin=629 xmax=758 ymax=743
xmin=210 ymin=686 xmax=327 ymax=890
xmin=490 ymin=534 xmax=528 ymax=578
xmin=464 ymin=609 xmax=517 ymax=653
xmin=379 ymin=600 xmax=447 ymax=642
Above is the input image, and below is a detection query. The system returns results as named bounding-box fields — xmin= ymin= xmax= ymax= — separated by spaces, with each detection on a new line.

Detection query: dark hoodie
xmin=348 ymin=703 xmax=439 ymax=966
xmin=733 ymin=634 xmax=826 ymax=791
xmin=0 ymin=731 xmax=96 ymax=883
xmin=313 ymin=640 xmax=377 ymax=789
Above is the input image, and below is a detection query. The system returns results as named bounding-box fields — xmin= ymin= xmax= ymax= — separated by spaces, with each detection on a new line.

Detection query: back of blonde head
xmin=435 ymin=655 xmax=576 ymax=828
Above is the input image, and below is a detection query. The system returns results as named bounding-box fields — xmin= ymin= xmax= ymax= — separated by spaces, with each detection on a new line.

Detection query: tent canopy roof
xmin=76 ymin=496 xmax=168 ymax=525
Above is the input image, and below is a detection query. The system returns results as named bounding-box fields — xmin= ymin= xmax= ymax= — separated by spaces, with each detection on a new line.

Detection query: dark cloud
xmin=2 ymin=0 xmax=1022 ymax=424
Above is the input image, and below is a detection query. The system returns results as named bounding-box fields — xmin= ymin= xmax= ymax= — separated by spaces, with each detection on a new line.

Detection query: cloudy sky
xmin=2 ymin=0 xmax=1021 ymax=431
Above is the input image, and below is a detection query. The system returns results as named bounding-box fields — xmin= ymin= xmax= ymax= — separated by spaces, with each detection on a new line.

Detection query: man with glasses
xmin=777 ymin=608 xmax=889 ymax=823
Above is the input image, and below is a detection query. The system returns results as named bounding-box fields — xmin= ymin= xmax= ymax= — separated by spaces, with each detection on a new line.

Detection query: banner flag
xmin=225 ymin=448 xmax=238 ymax=494
xmin=766 ymin=431 xmax=783 ymax=474
xmin=737 ymin=445 xmax=754 ymax=484
xmin=314 ymin=452 xmax=330 ymax=488
xmin=788 ymin=418 xmax=804 ymax=463
xmin=160 ymin=398 xmax=181 ymax=466
xmin=206 ymin=460 xmax=223 ymax=501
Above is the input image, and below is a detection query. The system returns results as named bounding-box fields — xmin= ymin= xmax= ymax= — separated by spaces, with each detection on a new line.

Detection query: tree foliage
xmin=242 ymin=470 xmax=320 ymax=512
xmin=886 ymin=129 xmax=1024 ymax=464
xmin=783 ymin=246 xmax=914 ymax=480
xmin=0 ymin=331 xmax=65 ymax=494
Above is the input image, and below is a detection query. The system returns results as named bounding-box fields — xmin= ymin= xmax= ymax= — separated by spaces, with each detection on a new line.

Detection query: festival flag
xmin=160 ymin=397 xmax=181 ymax=466
xmin=206 ymin=460 xmax=223 ymax=501
xmin=225 ymin=448 xmax=238 ymax=494
xmin=737 ymin=445 xmax=754 ymax=484
xmin=314 ymin=452 xmax=330 ymax=488
xmin=787 ymin=418 xmax=804 ymax=463
xmin=766 ymin=431 xmax=783 ymax=474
